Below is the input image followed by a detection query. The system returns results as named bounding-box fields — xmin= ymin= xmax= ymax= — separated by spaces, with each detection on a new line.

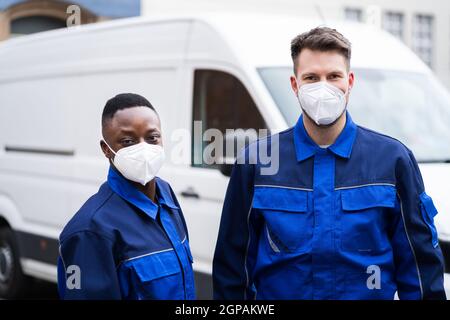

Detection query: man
xmin=58 ymin=93 xmax=195 ymax=299
xmin=213 ymin=27 xmax=446 ymax=300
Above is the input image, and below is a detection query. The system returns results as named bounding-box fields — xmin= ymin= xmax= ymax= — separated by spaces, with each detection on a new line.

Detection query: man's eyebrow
xmin=118 ymin=127 xmax=160 ymax=134
xmin=300 ymin=70 xmax=345 ymax=77
xmin=300 ymin=72 xmax=319 ymax=77
xmin=328 ymin=70 xmax=345 ymax=74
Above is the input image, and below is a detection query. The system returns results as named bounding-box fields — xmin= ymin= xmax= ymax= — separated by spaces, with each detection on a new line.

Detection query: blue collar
xmin=293 ymin=111 xmax=358 ymax=161
xmin=107 ymin=167 xmax=179 ymax=220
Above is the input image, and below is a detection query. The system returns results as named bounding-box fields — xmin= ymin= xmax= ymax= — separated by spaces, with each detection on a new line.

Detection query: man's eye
xmin=121 ymin=139 xmax=134 ymax=145
xmin=147 ymin=135 xmax=160 ymax=143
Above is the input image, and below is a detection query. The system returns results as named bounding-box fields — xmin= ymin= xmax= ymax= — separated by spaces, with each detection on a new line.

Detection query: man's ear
xmin=348 ymin=71 xmax=355 ymax=92
xmin=290 ymin=75 xmax=299 ymax=96
xmin=100 ymin=140 xmax=113 ymax=160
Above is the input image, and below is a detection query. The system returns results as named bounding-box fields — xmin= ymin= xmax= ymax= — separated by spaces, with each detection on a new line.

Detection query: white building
xmin=142 ymin=0 xmax=450 ymax=90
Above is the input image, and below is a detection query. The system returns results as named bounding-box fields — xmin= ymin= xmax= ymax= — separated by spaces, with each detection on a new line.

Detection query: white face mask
xmin=297 ymin=81 xmax=348 ymax=126
xmin=103 ymin=140 xmax=165 ymax=186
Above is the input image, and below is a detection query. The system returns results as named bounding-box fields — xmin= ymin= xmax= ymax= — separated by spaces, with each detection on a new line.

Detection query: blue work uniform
xmin=213 ymin=112 xmax=446 ymax=300
xmin=58 ymin=167 xmax=196 ymax=300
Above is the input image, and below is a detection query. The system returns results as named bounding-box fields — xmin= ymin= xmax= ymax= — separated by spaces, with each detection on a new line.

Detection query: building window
xmin=412 ymin=14 xmax=434 ymax=68
xmin=10 ymin=16 xmax=66 ymax=36
xmin=383 ymin=11 xmax=404 ymax=40
xmin=344 ymin=8 xmax=363 ymax=22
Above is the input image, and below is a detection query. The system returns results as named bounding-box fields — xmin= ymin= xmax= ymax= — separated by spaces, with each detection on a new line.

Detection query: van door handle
xmin=181 ymin=187 xmax=200 ymax=199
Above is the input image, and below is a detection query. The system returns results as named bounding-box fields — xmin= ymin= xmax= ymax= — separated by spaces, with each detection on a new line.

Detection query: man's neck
xmin=135 ymin=180 xmax=157 ymax=203
xmin=111 ymin=164 xmax=157 ymax=202
xmin=303 ymin=112 xmax=347 ymax=147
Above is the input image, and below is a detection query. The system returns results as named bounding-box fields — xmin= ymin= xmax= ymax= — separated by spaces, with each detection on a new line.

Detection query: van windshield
xmin=258 ymin=67 xmax=450 ymax=163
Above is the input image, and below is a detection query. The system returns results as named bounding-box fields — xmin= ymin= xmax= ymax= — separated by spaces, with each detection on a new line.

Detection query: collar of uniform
xmin=293 ymin=111 xmax=357 ymax=161
xmin=107 ymin=166 xmax=160 ymax=219
xmin=154 ymin=178 xmax=179 ymax=210
xmin=328 ymin=112 xmax=357 ymax=159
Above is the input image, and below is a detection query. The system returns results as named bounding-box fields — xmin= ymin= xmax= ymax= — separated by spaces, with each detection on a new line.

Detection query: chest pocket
xmin=253 ymin=186 xmax=312 ymax=253
xmin=340 ymin=184 xmax=397 ymax=253
xmin=119 ymin=249 xmax=184 ymax=300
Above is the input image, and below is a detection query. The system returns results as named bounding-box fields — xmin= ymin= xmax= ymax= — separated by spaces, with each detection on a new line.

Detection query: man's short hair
xmin=102 ymin=93 xmax=156 ymax=127
xmin=290 ymin=27 xmax=352 ymax=72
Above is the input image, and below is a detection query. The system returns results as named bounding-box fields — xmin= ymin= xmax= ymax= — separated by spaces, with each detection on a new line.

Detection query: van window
xmin=192 ymin=70 xmax=266 ymax=168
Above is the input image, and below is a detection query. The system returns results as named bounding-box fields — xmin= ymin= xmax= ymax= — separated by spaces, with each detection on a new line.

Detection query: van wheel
xmin=0 ymin=227 xmax=31 ymax=299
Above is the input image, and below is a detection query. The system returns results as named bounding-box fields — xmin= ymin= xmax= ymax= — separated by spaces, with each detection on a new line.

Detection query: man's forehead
xmin=104 ymin=106 xmax=160 ymax=132
xmin=115 ymin=105 xmax=156 ymax=118
xmin=296 ymin=49 xmax=348 ymax=74
xmin=113 ymin=107 xmax=158 ymax=123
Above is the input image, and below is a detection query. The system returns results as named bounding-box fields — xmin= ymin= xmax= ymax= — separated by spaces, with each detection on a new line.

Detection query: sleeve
xmin=212 ymin=154 xmax=262 ymax=300
xmin=58 ymin=231 xmax=122 ymax=300
xmin=390 ymin=149 xmax=446 ymax=300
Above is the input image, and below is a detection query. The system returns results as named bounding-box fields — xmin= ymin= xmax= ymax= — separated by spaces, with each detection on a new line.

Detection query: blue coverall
xmin=58 ymin=167 xmax=196 ymax=299
xmin=213 ymin=112 xmax=446 ymax=300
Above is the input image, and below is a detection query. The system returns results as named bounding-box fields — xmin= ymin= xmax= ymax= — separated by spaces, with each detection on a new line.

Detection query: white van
xmin=0 ymin=13 xmax=449 ymax=299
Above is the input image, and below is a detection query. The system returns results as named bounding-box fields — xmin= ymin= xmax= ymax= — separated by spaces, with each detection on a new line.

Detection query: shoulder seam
xmin=60 ymin=187 xmax=116 ymax=242
xmin=249 ymin=126 xmax=294 ymax=148
xmin=357 ymin=125 xmax=410 ymax=151
xmin=357 ymin=125 xmax=407 ymax=148
xmin=277 ymin=126 xmax=295 ymax=136
xmin=60 ymin=229 xmax=115 ymax=245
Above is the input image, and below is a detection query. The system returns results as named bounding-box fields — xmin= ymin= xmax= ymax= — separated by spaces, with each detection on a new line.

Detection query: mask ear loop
xmin=296 ymin=89 xmax=306 ymax=117
xmin=328 ymin=82 xmax=350 ymax=119
xmin=325 ymin=82 xmax=350 ymax=119
xmin=295 ymin=78 xmax=305 ymax=109
xmin=102 ymin=139 xmax=117 ymax=155
xmin=337 ymin=82 xmax=350 ymax=108
xmin=322 ymin=82 xmax=350 ymax=111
